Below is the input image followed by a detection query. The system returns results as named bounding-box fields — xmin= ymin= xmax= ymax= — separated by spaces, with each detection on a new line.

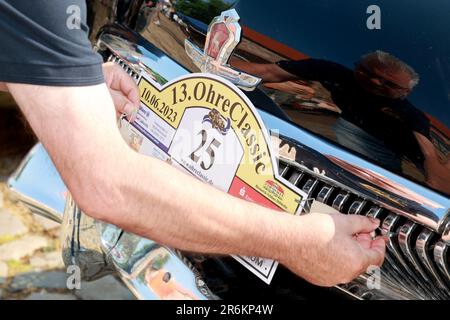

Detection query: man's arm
xmin=230 ymin=58 xmax=351 ymax=84
xmin=230 ymin=59 xmax=298 ymax=83
xmin=6 ymin=82 xmax=385 ymax=287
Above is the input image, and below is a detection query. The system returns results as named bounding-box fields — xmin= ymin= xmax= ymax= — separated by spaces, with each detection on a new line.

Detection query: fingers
xmin=355 ymin=233 xmax=373 ymax=249
xmin=110 ymin=89 xmax=138 ymax=120
xmin=355 ymin=233 xmax=386 ymax=267
xmin=364 ymin=237 xmax=386 ymax=267
xmin=348 ymin=216 xmax=386 ymax=267
xmin=103 ymin=62 xmax=140 ymax=108
xmin=343 ymin=214 xmax=380 ymax=235
xmin=371 ymin=237 xmax=386 ymax=254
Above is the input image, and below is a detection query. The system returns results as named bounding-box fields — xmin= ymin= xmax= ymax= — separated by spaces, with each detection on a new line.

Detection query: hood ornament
xmin=185 ymin=9 xmax=261 ymax=91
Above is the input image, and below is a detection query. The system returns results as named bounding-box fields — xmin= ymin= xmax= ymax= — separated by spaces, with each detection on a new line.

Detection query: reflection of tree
xmin=151 ymin=251 xmax=170 ymax=270
xmin=137 ymin=250 xmax=170 ymax=283
xmin=138 ymin=268 xmax=146 ymax=283
xmin=113 ymin=234 xmax=160 ymax=273
xmin=175 ymin=0 xmax=232 ymax=23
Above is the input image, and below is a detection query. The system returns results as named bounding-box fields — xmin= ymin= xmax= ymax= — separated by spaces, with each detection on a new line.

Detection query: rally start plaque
xmin=119 ymin=72 xmax=307 ymax=284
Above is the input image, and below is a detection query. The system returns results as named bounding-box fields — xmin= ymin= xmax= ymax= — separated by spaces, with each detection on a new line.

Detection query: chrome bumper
xmin=7 ymin=143 xmax=66 ymax=223
xmin=7 ymin=144 xmax=216 ymax=300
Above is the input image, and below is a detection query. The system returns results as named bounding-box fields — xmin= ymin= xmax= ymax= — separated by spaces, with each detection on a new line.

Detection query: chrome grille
xmin=107 ymin=54 xmax=140 ymax=81
xmin=278 ymin=159 xmax=450 ymax=300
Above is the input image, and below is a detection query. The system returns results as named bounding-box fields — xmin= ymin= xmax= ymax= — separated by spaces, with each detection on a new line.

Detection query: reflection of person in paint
xmin=233 ymin=51 xmax=450 ymax=194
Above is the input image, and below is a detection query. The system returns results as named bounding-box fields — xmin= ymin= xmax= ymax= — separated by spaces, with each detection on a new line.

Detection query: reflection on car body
xmin=4 ymin=0 xmax=450 ymax=300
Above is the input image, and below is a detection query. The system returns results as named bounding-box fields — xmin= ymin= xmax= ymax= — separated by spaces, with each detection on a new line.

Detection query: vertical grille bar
xmin=416 ymin=230 xmax=450 ymax=292
xmin=434 ymin=241 xmax=450 ymax=287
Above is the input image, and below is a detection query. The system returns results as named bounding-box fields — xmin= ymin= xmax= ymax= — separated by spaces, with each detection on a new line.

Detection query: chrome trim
xmin=279 ymin=163 xmax=290 ymax=178
xmin=443 ymin=221 xmax=450 ymax=244
xmin=365 ymin=206 xmax=384 ymax=219
xmin=99 ymin=222 xmax=123 ymax=253
xmin=416 ymin=229 xmax=449 ymax=290
xmin=332 ymin=192 xmax=350 ymax=212
xmin=337 ymin=277 xmax=410 ymax=300
xmin=302 ymin=178 xmax=319 ymax=195
xmin=106 ymin=231 xmax=216 ymax=300
xmin=398 ymin=222 xmax=447 ymax=299
xmin=381 ymin=215 xmax=438 ymax=299
xmin=348 ymin=200 xmax=367 ymax=215
xmin=434 ymin=241 xmax=450 ymax=285
xmin=335 ymin=285 xmax=363 ymax=300
xmin=107 ymin=54 xmax=140 ymax=80
xmin=287 ymin=170 xmax=304 ymax=186
xmin=61 ymin=194 xmax=114 ymax=281
xmin=378 ymin=215 xmax=414 ymax=286
xmin=62 ymin=193 xmax=215 ymax=299
xmin=185 ymin=39 xmax=261 ymax=91
xmin=316 ymin=185 xmax=334 ymax=204
xmin=380 ymin=215 xmax=422 ymax=296
xmin=363 ymin=206 xmax=405 ymax=297
xmin=184 ymin=9 xmax=261 ymax=90
xmin=398 ymin=222 xmax=428 ymax=281
xmin=259 ymin=110 xmax=450 ymax=235
xmin=7 ymin=143 xmax=66 ymax=222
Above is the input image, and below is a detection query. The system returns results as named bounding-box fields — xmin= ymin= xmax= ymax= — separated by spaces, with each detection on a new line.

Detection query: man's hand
xmin=280 ymin=213 xmax=385 ymax=287
xmin=103 ymin=62 xmax=140 ymax=120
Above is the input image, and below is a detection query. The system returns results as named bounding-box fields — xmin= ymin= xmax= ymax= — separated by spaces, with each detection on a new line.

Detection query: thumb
xmin=355 ymin=233 xmax=374 ymax=249
xmin=345 ymin=215 xmax=380 ymax=235
xmin=110 ymin=89 xmax=137 ymax=118
xmin=364 ymin=237 xmax=386 ymax=267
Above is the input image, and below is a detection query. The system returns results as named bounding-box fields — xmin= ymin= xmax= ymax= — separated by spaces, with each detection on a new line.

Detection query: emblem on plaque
xmin=185 ymin=9 xmax=261 ymax=91
xmin=202 ymin=109 xmax=231 ymax=135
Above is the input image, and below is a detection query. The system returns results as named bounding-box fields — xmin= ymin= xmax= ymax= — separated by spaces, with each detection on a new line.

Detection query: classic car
xmin=4 ymin=0 xmax=450 ymax=300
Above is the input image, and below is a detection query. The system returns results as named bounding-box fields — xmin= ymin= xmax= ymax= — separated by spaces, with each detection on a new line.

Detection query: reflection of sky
xmin=177 ymin=13 xmax=208 ymax=33
xmin=137 ymin=44 xmax=189 ymax=81
xmin=235 ymin=0 xmax=450 ymax=126
xmin=11 ymin=144 xmax=66 ymax=214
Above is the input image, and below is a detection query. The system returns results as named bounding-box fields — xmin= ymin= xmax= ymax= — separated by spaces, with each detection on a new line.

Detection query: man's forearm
xmin=107 ymin=149 xmax=294 ymax=260
xmin=7 ymin=82 xmax=386 ymax=287
xmin=229 ymin=59 xmax=298 ymax=83
xmin=7 ymin=82 xmax=293 ymax=261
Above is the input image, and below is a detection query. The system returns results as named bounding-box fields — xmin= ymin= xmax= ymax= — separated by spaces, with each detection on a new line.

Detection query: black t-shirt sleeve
xmin=0 ymin=0 xmax=104 ymax=86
